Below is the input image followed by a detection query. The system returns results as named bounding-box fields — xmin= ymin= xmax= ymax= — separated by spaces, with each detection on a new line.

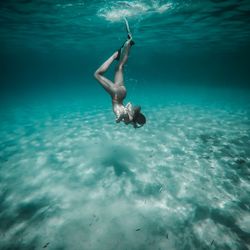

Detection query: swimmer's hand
xmin=132 ymin=122 xmax=142 ymax=129
xmin=116 ymin=117 xmax=122 ymax=123
xmin=116 ymin=114 xmax=125 ymax=123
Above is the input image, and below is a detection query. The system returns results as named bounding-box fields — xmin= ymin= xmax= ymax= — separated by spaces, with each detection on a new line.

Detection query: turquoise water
xmin=1 ymin=1 xmax=250 ymax=250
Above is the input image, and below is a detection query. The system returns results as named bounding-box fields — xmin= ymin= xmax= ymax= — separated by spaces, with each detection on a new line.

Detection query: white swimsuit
xmin=115 ymin=102 xmax=134 ymax=123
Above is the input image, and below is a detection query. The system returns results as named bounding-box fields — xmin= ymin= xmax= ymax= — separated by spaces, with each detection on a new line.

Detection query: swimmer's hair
xmin=133 ymin=106 xmax=146 ymax=126
xmin=136 ymin=112 xmax=146 ymax=125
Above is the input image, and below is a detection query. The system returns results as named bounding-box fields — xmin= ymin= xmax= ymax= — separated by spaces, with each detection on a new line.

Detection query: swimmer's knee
xmin=94 ymin=72 xmax=99 ymax=80
xmin=94 ymin=70 xmax=102 ymax=80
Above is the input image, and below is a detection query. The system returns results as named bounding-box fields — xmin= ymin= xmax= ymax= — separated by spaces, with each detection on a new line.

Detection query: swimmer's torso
xmin=111 ymin=85 xmax=133 ymax=123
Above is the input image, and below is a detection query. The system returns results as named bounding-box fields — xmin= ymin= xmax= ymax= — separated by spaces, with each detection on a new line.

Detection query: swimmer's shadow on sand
xmin=100 ymin=145 xmax=136 ymax=177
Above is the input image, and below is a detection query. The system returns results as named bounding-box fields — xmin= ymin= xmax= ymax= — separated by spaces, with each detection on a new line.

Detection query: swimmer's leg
xmin=116 ymin=17 xmax=135 ymax=61
xmin=94 ymin=51 xmax=119 ymax=96
xmin=114 ymin=39 xmax=133 ymax=86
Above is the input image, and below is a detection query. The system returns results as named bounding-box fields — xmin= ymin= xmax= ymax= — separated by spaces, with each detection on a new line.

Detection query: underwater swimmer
xmin=94 ymin=18 xmax=146 ymax=128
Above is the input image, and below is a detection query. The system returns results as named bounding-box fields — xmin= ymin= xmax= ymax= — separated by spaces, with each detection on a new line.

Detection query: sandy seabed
xmin=0 ymin=103 xmax=250 ymax=250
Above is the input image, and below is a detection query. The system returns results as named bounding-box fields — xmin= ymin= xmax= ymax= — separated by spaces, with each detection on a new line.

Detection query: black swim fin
xmin=115 ymin=47 xmax=122 ymax=61
xmin=115 ymin=34 xmax=135 ymax=61
xmin=115 ymin=40 xmax=127 ymax=61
